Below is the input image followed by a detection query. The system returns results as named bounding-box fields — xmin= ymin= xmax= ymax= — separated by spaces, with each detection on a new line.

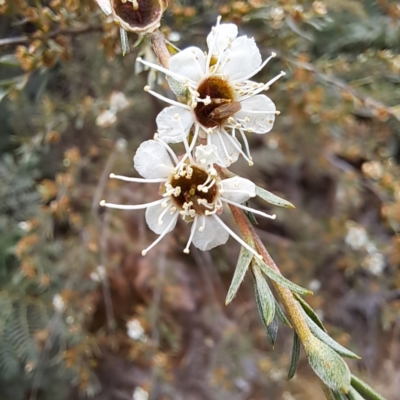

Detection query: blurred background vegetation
xmin=0 ymin=0 xmax=399 ymax=399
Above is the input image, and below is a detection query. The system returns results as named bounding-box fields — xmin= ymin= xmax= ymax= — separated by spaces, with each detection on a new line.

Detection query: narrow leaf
xmin=266 ymin=314 xmax=279 ymax=347
xmin=303 ymin=311 xmax=360 ymax=359
xmin=347 ymin=388 xmax=365 ymax=400
xmin=295 ymin=293 xmax=326 ymax=331
xmin=275 ymin=300 xmax=292 ymax=327
xmin=332 ymin=390 xmax=349 ymax=400
xmin=306 ymin=336 xmax=351 ymax=392
xmin=323 ymin=388 xmax=337 ymax=400
xmin=351 ymin=375 xmax=387 ymax=400
xmin=120 ymin=28 xmax=130 ymax=56
xmin=0 ymin=54 xmax=20 ymax=67
xmin=256 ymin=259 xmax=312 ymax=295
xmin=288 ymin=332 xmax=301 ymax=380
xmin=244 ymin=203 xmax=259 ymax=225
xmin=226 ymin=247 xmax=253 ymax=305
xmin=166 ymin=76 xmax=189 ymax=98
xmin=255 ymin=186 xmax=295 ymax=208
xmin=252 ymin=264 xmax=276 ymax=329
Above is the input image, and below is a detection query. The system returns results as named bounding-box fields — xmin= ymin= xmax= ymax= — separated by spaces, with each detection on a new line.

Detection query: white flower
xmin=137 ymin=17 xmax=285 ymax=167
xmin=132 ymin=387 xmax=149 ymax=400
xmin=96 ymin=109 xmax=117 ymax=128
xmin=363 ymin=253 xmax=385 ymax=276
xmin=52 ymin=294 xmax=65 ymax=313
xmin=345 ymin=223 xmax=368 ymax=250
xmin=100 ymin=138 xmax=275 ymax=257
xmin=109 ymin=91 xmax=130 ymax=113
xmin=126 ymin=318 xmax=147 ymax=341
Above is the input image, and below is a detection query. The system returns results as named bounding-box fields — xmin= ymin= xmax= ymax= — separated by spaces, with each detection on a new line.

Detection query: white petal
xmin=192 ymin=216 xmax=229 ymax=251
xmin=207 ymin=23 xmax=238 ymax=55
xmin=221 ymin=177 xmax=255 ymax=203
xmin=134 ymin=140 xmax=174 ymax=179
xmin=220 ymin=36 xmax=262 ymax=81
xmin=236 ymin=95 xmax=276 ymax=133
xmin=169 ymin=47 xmax=206 ymax=82
xmin=95 ymin=0 xmax=112 ymax=15
xmin=209 ymin=132 xmax=240 ymax=167
xmin=145 ymin=203 xmax=178 ymax=234
xmin=194 ymin=144 xmax=219 ymax=165
xmin=156 ymin=106 xmax=194 ymax=144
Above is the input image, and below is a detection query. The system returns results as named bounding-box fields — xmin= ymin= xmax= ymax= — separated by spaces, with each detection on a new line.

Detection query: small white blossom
xmin=52 ymin=294 xmax=65 ymax=313
xmin=132 ymin=387 xmax=149 ymax=400
xmin=96 ymin=109 xmax=117 ymax=128
xmin=364 ymin=253 xmax=385 ymax=276
xmin=100 ymin=138 xmax=275 ymax=257
xmin=345 ymin=223 xmax=368 ymax=250
xmin=18 ymin=221 xmax=31 ymax=231
xmin=308 ymin=279 xmax=321 ymax=292
xmin=126 ymin=319 xmax=147 ymax=341
xmin=90 ymin=265 xmax=107 ymax=282
xmin=109 ymin=91 xmax=130 ymax=113
xmin=137 ymin=18 xmax=284 ymax=167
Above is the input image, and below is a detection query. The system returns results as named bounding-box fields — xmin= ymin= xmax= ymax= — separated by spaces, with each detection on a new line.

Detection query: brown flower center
xmin=112 ymin=0 xmax=162 ymax=29
xmin=194 ymin=76 xmax=235 ymax=128
xmin=169 ymin=165 xmax=219 ymax=216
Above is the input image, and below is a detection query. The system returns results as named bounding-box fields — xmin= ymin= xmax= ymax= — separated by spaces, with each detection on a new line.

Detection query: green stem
xmin=228 ymin=203 xmax=314 ymax=347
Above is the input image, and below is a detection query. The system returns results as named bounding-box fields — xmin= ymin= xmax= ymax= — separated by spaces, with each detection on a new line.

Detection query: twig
xmin=0 ymin=24 xmax=103 ymax=47
xmin=275 ymin=51 xmax=398 ymax=120
xmin=228 ymin=203 xmax=313 ymax=346
xmin=150 ymin=30 xmax=171 ymax=68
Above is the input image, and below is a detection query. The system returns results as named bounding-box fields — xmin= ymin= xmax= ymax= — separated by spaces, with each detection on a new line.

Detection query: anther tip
xmin=248 ymin=161 xmax=254 ymax=166
xmin=271 ymin=214 xmax=277 ymax=220
xmin=109 ymin=173 xmax=115 ymax=178
xmin=257 ymin=254 xmax=263 ymax=260
xmin=281 ymin=71 xmax=286 ymax=76
xmin=137 ymin=57 xmax=143 ymax=61
xmin=183 ymin=249 xmax=190 ymax=254
xmin=141 ymin=250 xmax=147 ymax=256
xmin=144 ymin=85 xmax=150 ymax=91
xmin=271 ymin=52 xmax=277 ymax=57
xmin=100 ymin=200 xmax=106 ymax=206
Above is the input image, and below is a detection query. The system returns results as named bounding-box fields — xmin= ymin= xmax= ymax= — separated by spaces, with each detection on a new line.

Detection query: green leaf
xmin=295 ymin=293 xmax=326 ymax=331
xmin=166 ymin=75 xmax=189 ymax=98
xmin=306 ymin=336 xmax=351 ymax=392
xmin=120 ymin=28 xmax=130 ymax=56
xmin=255 ymin=186 xmax=295 ymax=208
xmin=275 ymin=300 xmax=292 ymax=327
xmin=347 ymin=388 xmax=365 ymax=400
xmin=252 ymin=264 xmax=276 ymax=329
xmin=266 ymin=314 xmax=279 ymax=347
xmin=226 ymin=247 xmax=253 ymax=305
xmin=288 ymin=332 xmax=301 ymax=380
xmin=351 ymin=375 xmax=387 ymax=400
xmin=255 ymin=258 xmax=312 ymax=295
xmin=332 ymin=390 xmax=349 ymax=400
xmin=303 ymin=310 xmax=360 ymax=359
xmin=0 ymin=54 xmax=20 ymax=67
xmin=244 ymin=201 xmax=258 ymax=225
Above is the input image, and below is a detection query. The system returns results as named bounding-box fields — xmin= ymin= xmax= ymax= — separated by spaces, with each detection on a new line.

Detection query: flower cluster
xmin=100 ymin=19 xmax=284 ymax=256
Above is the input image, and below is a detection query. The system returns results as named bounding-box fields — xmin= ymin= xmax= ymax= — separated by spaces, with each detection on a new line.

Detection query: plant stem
xmin=228 ymin=203 xmax=313 ymax=346
xmin=150 ymin=30 xmax=171 ymax=68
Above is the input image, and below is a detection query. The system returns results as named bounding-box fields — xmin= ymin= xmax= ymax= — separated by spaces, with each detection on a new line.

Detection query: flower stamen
xmin=212 ymin=215 xmax=263 ymax=259
xmin=142 ymin=214 xmax=178 ymax=256
xmin=184 ymin=216 xmax=198 ymax=254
